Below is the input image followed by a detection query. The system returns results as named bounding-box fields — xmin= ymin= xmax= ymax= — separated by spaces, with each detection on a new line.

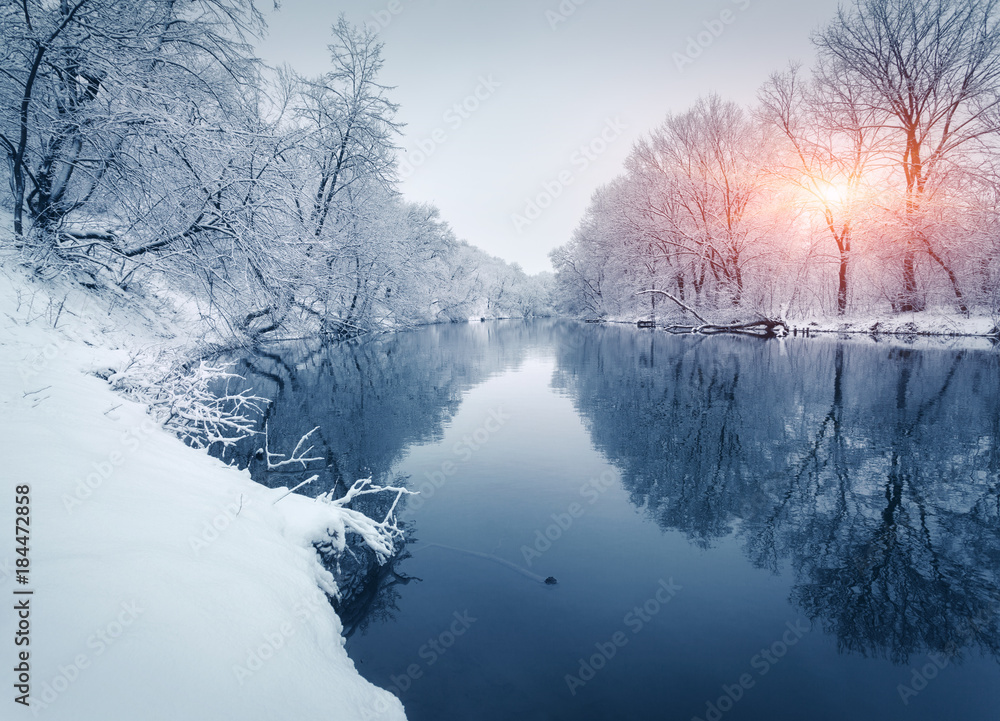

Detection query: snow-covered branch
xmin=264 ymin=424 xmax=324 ymax=469
xmin=113 ymin=359 xmax=267 ymax=450
xmin=313 ymin=478 xmax=416 ymax=564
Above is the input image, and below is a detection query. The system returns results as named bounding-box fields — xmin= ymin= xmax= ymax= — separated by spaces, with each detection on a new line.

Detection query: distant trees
xmin=549 ymin=180 xmax=640 ymax=318
xmin=553 ymin=97 xmax=783 ymax=321
xmin=552 ymin=0 xmax=1000 ymax=321
xmin=629 ymin=96 xmax=775 ymax=309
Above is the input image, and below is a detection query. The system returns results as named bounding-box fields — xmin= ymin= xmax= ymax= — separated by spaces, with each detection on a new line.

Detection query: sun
xmin=817 ymin=180 xmax=849 ymax=206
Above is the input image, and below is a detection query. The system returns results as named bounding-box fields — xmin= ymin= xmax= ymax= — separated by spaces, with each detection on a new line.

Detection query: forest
xmin=6 ymin=1 xmax=1000 ymax=335
xmin=0 ymin=1 xmax=551 ymax=346
xmin=551 ymin=0 xmax=1000 ymax=325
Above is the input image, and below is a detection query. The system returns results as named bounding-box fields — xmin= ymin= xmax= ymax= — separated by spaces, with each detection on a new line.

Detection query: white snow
xmin=799 ymin=310 xmax=998 ymax=338
xmin=0 ymin=253 xmax=406 ymax=720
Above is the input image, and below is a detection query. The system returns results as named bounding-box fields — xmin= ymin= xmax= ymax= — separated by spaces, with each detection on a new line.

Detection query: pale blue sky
xmin=257 ymin=0 xmax=844 ymax=274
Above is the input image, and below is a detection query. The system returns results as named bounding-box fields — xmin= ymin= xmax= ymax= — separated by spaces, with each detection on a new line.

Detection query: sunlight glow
xmin=816 ymin=180 xmax=849 ymax=206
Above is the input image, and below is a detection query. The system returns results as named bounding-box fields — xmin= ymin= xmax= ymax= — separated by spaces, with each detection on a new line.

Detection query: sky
xmin=256 ymin=0 xmax=845 ymax=275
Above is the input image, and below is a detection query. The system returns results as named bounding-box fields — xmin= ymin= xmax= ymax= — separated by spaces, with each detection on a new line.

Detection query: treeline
xmin=551 ymin=0 xmax=1000 ymax=322
xmin=0 ymin=2 xmax=550 ymax=341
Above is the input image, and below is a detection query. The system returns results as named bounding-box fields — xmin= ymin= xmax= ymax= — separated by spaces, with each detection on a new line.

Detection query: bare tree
xmin=759 ymin=64 xmax=891 ymax=315
xmin=815 ymin=0 xmax=1000 ymax=312
xmin=272 ymin=16 xmax=403 ymax=335
xmin=0 ymin=0 xmax=264 ymax=241
xmin=289 ymin=16 xmax=401 ymax=241
xmin=628 ymin=96 xmax=775 ymax=308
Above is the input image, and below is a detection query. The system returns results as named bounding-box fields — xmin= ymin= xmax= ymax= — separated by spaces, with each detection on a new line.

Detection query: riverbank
xmin=0 ymin=254 xmax=406 ymax=720
xmin=591 ymin=310 xmax=998 ymax=345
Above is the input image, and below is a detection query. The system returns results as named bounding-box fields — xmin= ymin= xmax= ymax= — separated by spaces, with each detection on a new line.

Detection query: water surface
xmin=215 ymin=321 xmax=1000 ymax=720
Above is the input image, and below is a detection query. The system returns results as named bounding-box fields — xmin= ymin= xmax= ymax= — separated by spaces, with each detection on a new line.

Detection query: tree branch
xmin=637 ymin=288 xmax=707 ymax=323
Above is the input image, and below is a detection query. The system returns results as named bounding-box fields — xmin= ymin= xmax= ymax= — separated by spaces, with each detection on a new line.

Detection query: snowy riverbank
xmin=0 ymin=257 xmax=406 ymax=720
xmin=590 ymin=310 xmax=999 ymax=348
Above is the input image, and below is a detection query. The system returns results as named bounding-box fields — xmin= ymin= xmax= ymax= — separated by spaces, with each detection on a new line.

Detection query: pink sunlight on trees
xmin=552 ymin=0 xmax=1000 ymax=324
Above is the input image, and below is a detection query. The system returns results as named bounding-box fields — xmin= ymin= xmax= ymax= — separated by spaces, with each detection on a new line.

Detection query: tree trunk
xmin=12 ymin=167 xmax=25 ymax=237
xmin=899 ymin=249 xmax=921 ymax=313
xmin=921 ymin=238 xmax=969 ymax=315
xmin=837 ymin=250 xmax=848 ymax=316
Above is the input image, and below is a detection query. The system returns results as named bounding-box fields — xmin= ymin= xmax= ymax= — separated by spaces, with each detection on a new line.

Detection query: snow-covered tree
xmin=0 ymin=0 xmax=264 ymax=240
xmin=815 ymin=0 xmax=1000 ymax=312
xmin=759 ymin=64 xmax=892 ymax=315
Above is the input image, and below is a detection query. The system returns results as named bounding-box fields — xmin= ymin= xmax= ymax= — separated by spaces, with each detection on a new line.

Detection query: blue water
xmin=215 ymin=321 xmax=1000 ymax=720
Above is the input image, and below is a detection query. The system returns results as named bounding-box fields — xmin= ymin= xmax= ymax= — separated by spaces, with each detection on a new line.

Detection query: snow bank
xmin=799 ymin=310 xmax=998 ymax=338
xmin=0 ymin=258 xmax=405 ymax=720
xmin=587 ymin=310 xmax=999 ymax=350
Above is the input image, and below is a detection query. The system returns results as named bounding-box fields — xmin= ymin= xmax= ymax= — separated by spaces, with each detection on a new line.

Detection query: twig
xmin=265 ymin=424 xmax=324 ymax=469
xmin=272 ymin=475 xmax=319 ymax=504
xmin=53 ymin=295 xmax=66 ymax=329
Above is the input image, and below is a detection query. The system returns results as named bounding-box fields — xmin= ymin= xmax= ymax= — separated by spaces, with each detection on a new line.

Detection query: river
xmin=211 ymin=320 xmax=1000 ymax=721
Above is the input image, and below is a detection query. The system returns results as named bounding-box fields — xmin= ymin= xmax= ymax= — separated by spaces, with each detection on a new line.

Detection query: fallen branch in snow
xmin=272 ymin=475 xmax=320 ymax=504
xmin=663 ymin=319 xmax=791 ymax=337
xmin=313 ymin=478 xmax=417 ymax=565
xmin=637 ymin=290 xmax=789 ymax=337
xmin=637 ymin=289 xmax=708 ymax=324
xmin=264 ymin=426 xmax=416 ymax=584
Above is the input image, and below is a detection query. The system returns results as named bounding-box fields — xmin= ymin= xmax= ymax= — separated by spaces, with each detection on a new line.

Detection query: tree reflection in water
xmin=327 ymin=525 xmax=420 ymax=640
xmin=210 ymin=321 xmax=999 ymax=664
xmin=552 ymin=325 xmax=1000 ymax=664
xmin=209 ymin=322 xmax=551 ymax=632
